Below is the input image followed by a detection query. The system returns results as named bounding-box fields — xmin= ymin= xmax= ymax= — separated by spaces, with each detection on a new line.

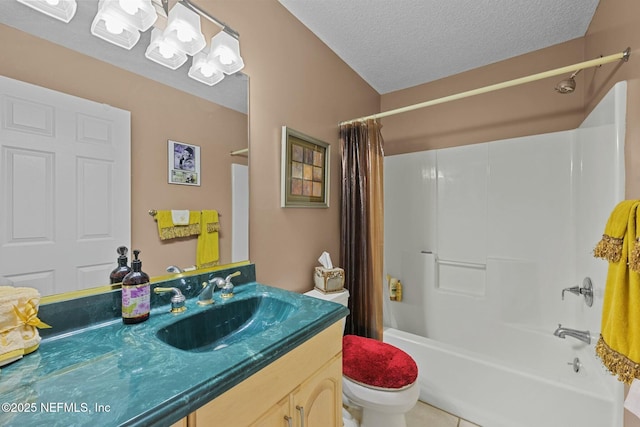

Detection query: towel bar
xmin=148 ymin=210 xmax=221 ymax=217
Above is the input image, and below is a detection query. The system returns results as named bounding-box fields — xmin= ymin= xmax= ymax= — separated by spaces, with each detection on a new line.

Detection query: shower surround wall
xmin=383 ymin=82 xmax=626 ymax=427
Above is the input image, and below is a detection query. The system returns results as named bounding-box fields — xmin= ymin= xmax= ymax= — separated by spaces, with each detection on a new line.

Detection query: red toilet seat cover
xmin=342 ymin=334 xmax=418 ymax=389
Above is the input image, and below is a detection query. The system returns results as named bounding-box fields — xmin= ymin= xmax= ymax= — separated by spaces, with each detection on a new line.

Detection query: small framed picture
xmin=281 ymin=126 xmax=330 ymax=208
xmin=168 ymin=140 xmax=200 ymax=186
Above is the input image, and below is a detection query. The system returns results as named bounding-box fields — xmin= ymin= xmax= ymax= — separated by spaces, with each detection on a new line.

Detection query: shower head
xmin=555 ymin=69 xmax=582 ymax=94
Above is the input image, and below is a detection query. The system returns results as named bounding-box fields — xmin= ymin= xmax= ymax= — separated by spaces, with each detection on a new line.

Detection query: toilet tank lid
xmin=303 ymin=288 xmax=349 ymax=307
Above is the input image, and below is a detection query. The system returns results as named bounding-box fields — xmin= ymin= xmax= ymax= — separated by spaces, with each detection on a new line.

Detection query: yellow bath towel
xmin=196 ymin=210 xmax=220 ymax=269
xmin=0 ymin=287 xmax=25 ymax=367
xmin=0 ymin=286 xmax=51 ymax=367
xmin=593 ymin=199 xmax=637 ymax=263
xmin=595 ymin=200 xmax=640 ymax=383
xmin=156 ymin=210 xmax=201 ymax=240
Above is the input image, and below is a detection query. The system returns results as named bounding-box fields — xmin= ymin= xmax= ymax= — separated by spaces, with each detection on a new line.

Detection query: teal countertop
xmin=0 ymin=282 xmax=348 ymax=427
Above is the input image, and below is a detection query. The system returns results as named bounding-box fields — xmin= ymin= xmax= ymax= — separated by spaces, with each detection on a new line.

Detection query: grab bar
xmin=436 ymin=258 xmax=486 ymax=270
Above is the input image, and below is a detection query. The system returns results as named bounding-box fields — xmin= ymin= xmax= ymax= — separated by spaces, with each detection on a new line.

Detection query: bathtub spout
xmin=553 ymin=324 xmax=591 ymax=344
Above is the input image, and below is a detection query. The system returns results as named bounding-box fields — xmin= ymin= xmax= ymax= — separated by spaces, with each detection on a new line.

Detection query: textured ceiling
xmin=279 ymin=0 xmax=600 ymax=94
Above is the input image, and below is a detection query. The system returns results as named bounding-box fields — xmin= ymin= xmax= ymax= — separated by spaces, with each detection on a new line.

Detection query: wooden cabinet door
xmin=169 ymin=417 xmax=187 ymax=427
xmin=293 ymin=354 xmax=342 ymax=427
xmin=250 ymin=395 xmax=292 ymax=427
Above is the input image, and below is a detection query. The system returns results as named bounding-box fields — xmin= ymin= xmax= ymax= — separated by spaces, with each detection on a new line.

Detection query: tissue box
xmin=314 ymin=267 xmax=345 ymax=293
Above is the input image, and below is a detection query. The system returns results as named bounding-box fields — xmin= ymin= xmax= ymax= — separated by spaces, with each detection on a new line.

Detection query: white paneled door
xmin=0 ymin=76 xmax=130 ymax=295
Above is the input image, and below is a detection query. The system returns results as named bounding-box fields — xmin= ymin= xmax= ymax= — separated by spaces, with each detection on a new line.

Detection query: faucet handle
xmin=219 ymin=271 xmax=241 ymax=299
xmin=561 ymin=277 xmax=594 ymax=307
xmin=154 ymin=287 xmax=186 ymax=313
xmin=225 ymin=271 xmax=241 ymax=282
xmin=561 ymin=286 xmax=580 ymax=300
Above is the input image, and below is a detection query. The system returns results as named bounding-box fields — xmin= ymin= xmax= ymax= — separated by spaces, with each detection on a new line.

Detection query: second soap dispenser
xmin=121 ymin=249 xmax=150 ymax=324
xmin=110 ymin=246 xmax=132 ymax=284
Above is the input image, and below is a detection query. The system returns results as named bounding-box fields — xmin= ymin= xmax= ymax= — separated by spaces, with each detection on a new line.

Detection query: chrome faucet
xmin=197 ymin=271 xmax=241 ymax=305
xmin=561 ymin=277 xmax=594 ymax=307
xmin=553 ymin=324 xmax=591 ymax=344
xmin=197 ymin=277 xmax=223 ymax=306
xmin=166 ymin=265 xmax=183 ymax=274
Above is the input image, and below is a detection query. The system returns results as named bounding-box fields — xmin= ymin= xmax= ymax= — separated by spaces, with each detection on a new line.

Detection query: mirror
xmin=0 ymin=2 xmax=249 ymax=297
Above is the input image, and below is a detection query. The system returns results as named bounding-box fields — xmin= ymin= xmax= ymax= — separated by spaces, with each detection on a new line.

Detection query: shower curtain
xmin=339 ymin=120 xmax=384 ymax=339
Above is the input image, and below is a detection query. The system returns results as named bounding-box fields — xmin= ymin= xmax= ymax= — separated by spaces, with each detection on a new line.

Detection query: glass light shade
xmin=164 ymin=3 xmax=206 ymax=56
xmin=91 ymin=0 xmax=140 ymax=50
xmin=16 ymin=0 xmax=77 ymax=23
xmin=208 ymin=30 xmax=244 ymax=75
xmin=97 ymin=0 xmax=157 ymax=32
xmin=145 ymin=28 xmax=188 ymax=70
xmin=188 ymin=49 xmax=225 ymax=86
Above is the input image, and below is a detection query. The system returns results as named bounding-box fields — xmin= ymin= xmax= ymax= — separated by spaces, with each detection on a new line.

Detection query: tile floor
xmin=346 ymin=400 xmax=481 ymax=427
xmin=406 ymin=401 xmax=481 ymax=427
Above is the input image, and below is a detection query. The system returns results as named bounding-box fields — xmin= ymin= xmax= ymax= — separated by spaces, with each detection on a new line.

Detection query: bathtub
xmin=384 ymin=327 xmax=622 ymax=427
xmin=383 ymin=83 xmax=627 ymax=427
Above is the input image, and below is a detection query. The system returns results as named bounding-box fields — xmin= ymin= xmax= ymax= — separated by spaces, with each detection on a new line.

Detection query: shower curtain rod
xmin=340 ymin=47 xmax=631 ymax=126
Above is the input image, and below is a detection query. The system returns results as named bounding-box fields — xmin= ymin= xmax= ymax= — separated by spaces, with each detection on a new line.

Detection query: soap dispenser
xmin=110 ymin=246 xmax=132 ymax=284
xmin=121 ymin=249 xmax=150 ymax=324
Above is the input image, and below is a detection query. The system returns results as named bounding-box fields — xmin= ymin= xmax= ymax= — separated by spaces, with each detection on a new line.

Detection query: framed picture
xmin=281 ymin=126 xmax=330 ymax=208
xmin=168 ymin=140 xmax=200 ymax=186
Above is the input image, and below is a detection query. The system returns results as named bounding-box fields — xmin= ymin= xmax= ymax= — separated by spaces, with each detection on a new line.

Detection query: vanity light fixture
xmin=15 ymin=0 xmax=77 ymax=23
xmin=163 ymin=2 xmax=206 ymax=56
xmin=188 ymin=48 xmax=225 ymax=86
xmin=103 ymin=0 xmax=157 ymax=32
xmin=19 ymin=0 xmax=244 ymax=87
xmin=145 ymin=28 xmax=188 ymax=70
xmin=208 ymin=30 xmax=244 ymax=75
xmin=91 ymin=0 xmax=158 ymax=50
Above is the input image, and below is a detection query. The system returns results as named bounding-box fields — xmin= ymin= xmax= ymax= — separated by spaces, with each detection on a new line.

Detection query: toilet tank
xmin=304 ymin=289 xmax=349 ymax=333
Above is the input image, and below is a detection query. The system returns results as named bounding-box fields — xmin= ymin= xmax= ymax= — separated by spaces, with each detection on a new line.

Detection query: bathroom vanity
xmin=175 ymin=322 xmax=342 ymax=427
xmin=0 ymin=265 xmax=348 ymax=427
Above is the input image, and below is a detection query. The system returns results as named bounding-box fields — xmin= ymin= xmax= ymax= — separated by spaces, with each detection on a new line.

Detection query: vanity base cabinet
xmin=250 ymin=354 xmax=342 ymax=427
xmin=189 ymin=321 xmax=343 ymax=427
xmin=290 ymin=354 xmax=342 ymax=427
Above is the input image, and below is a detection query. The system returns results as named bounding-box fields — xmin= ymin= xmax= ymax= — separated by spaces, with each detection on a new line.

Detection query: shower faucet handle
xmin=561 ymin=277 xmax=593 ymax=307
xmin=561 ymin=286 xmax=581 ymax=299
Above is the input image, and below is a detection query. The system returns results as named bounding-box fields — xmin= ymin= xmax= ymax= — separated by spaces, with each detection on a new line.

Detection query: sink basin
xmin=156 ymin=295 xmax=296 ymax=352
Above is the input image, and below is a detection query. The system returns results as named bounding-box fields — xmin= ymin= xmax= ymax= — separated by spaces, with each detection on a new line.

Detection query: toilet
xmin=304 ymin=289 xmax=420 ymax=427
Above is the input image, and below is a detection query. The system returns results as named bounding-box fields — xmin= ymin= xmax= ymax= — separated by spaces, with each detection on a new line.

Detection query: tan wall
xmin=380 ymin=38 xmax=585 ymax=154
xmin=0 ymin=24 xmax=248 ymax=277
xmin=210 ymin=0 xmax=380 ymax=291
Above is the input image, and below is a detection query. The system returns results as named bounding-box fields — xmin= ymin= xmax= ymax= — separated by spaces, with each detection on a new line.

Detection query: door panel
xmin=0 ymin=76 xmax=130 ymax=295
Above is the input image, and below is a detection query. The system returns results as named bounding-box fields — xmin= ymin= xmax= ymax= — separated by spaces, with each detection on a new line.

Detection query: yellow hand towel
xmin=197 ymin=210 xmax=220 ymax=269
xmin=595 ymin=200 xmax=640 ymax=383
xmin=171 ymin=209 xmax=191 ymax=225
xmin=156 ymin=210 xmax=201 ymax=240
